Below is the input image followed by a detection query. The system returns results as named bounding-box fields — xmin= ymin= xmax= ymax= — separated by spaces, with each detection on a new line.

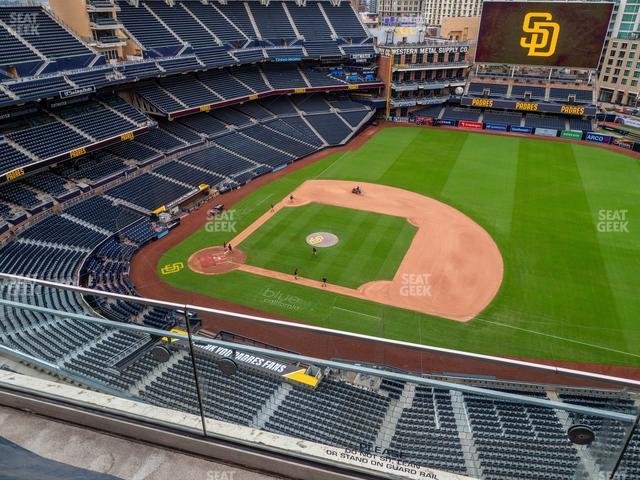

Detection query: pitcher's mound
xmin=306 ymin=232 xmax=339 ymax=248
xmin=188 ymin=246 xmax=246 ymax=275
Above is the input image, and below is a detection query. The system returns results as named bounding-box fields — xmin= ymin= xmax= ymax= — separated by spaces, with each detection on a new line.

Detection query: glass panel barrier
xmin=0 ymin=278 xmax=205 ymax=436
xmin=0 ymin=275 xmax=638 ymax=480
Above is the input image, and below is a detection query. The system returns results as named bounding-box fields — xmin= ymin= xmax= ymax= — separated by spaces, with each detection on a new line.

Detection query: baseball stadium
xmin=0 ymin=1 xmax=638 ymax=479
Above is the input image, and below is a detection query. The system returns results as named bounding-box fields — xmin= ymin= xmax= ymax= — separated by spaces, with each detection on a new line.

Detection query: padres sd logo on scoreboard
xmin=520 ymin=12 xmax=560 ymax=57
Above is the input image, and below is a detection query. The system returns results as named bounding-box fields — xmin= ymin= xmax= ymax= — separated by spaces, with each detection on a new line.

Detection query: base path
xmin=191 ymin=180 xmax=504 ymax=322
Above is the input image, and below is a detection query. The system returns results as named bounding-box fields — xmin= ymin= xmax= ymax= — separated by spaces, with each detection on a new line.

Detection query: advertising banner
xmin=435 ymin=119 xmax=457 ymax=126
xmin=584 ymin=132 xmax=613 ymax=144
xmin=485 ymin=123 xmax=508 ymax=132
xmin=612 ymin=138 xmax=634 ymax=150
xmin=476 ymin=1 xmax=613 ymax=68
xmin=458 ymin=120 xmax=483 ymax=129
xmin=511 ymin=126 xmax=534 ymax=134
xmin=560 ymin=130 xmax=583 ymax=140
xmin=535 ymin=128 xmax=558 ymax=137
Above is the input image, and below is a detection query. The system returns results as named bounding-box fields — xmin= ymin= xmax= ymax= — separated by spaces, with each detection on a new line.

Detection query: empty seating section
xmin=0 ymin=27 xmax=40 ymax=66
xmin=0 ymin=7 xmax=93 ymax=60
xmin=288 ymin=3 xmax=333 ymax=41
xmin=250 ymin=3 xmax=296 ymax=40
xmin=60 ymin=102 xmax=137 ymax=141
xmin=216 ymin=3 xmax=257 ymax=39
xmin=211 ymin=108 xmax=252 ymax=127
xmin=106 ymin=141 xmax=161 ymax=163
xmin=231 ymin=49 xmax=266 ymax=63
xmin=195 ymin=47 xmax=236 ymax=68
xmin=7 ymin=76 xmax=73 ymax=101
xmin=243 ymin=124 xmax=316 ymax=158
xmin=215 ymin=131 xmax=293 ymax=168
xmin=305 ymin=42 xmax=343 ymax=57
xmin=180 ymin=145 xmax=258 ymax=178
xmin=231 ymin=68 xmax=270 ymax=93
xmin=68 ymin=68 xmax=116 ymax=88
xmin=559 ymin=392 xmax=639 ymax=477
xmin=265 ymin=118 xmax=322 ymax=147
xmin=550 ymin=88 xmax=593 ymax=103
xmin=104 ymin=96 xmax=149 ymax=125
xmin=117 ymin=1 xmax=182 ymax=50
xmin=0 ymin=142 xmax=31 ymax=174
xmin=483 ymin=111 xmax=523 ymax=127
xmin=65 ymin=196 xmax=143 ymax=232
xmin=136 ymin=83 xmax=186 ymax=113
xmin=569 ymin=118 xmax=594 ymax=131
xmin=511 ymin=85 xmax=546 ymax=100
xmin=265 ymin=380 xmax=389 ymax=449
xmin=106 ymin=172 xmax=192 ymax=210
xmin=281 ymin=115 xmax=325 ymax=144
xmin=442 ymin=107 xmax=481 ymax=122
xmin=158 ymin=56 xmax=203 ymax=74
xmin=265 ymin=47 xmax=304 ymax=60
xmin=338 ymin=110 xmax=370 ymax=127
xmin=302 ymin=68 xmax=344 ymax=86
xmin=259 ymin=96 xmax=297 ymax=115
xmin=304 ymin=113 xmax=353 ymax=145
xmin=233 ymin=102 xmax=274 ymax=121
xmin=145 ymin=1 xmax=217 ymax=49
xmin=159 ymin=120 xmax=202 ymax=144
xmin=293 ymin=94 xmax=331 ymax=113
xmin=525 ymin=115 xmax=566 ymax=130
xmin=182 ymin=2 xmax=246 ymax=44
xmin=178 ymin=113 xmax=229 ymax=138
xmin=465 ymin=389 xmax=580 ymax=479
xmin=262 ymin=64 xmax=307 ymax=89
xmin=322 ymin=3 xmax=367 ymax=38
xmin=25 ymin=172 xmax=75 ymax=199
xmin=141 ymin=354 xmax=280 ymax=423
xmin=21 ymin=215 xmax=107 ymax=248
xmin=6 ymin=115 xmax=89 ymax=160
xmin=154 ymin=161 xmax=224 ymax=188
xmin=0 ymin=182 xmax=46 ymax=210
xmin=468 ymin=83 xmax=509 ymax=97
xmin=198 ymin=70 xmax=253 ymax=99
xmin=390 ymin=387 xmax=467 ymax=474
xmin=157 ymin=76 xmax=220 ymax=107
xmin=134 ymin=129 xmax=186 ymax=153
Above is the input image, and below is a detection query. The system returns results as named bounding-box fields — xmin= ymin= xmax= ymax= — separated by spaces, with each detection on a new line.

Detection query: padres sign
xmin=475 ymin=2 xmax=613 ymax=68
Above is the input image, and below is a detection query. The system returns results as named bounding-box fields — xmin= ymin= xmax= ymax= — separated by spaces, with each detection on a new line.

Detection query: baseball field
xmin=155 ymin=126 xmax=640 ymax=367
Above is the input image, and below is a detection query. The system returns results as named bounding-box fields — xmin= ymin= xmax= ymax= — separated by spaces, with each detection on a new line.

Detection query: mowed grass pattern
xmin=239 ymin=203 xmax=417 ymax=288
xmin=159 ymin=127 xmax=640 ymax=367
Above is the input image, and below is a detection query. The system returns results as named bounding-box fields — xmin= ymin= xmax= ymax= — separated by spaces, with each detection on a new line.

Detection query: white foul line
xmin=475 ymin=318 xmax=640 ymax=358
xmin=333 ymin=306 xmax=380 ymax=320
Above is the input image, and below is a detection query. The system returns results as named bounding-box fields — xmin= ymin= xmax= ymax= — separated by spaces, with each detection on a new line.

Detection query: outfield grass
xmin=239 ymin=203 xmax=416 ymax=289
xmin=158 ymin=127 xmax=640 ymax=367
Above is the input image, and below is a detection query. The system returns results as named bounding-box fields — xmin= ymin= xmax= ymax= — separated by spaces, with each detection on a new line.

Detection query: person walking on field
xmin=294 ymin=268 xmax=299 ymax=280
xmin=312 ymin=247 xmax=317 ymax=257
xmin=228 ymin=244 xmax=233 ymax=253
xmin=321 ymin=276 xmax=327 ymax=288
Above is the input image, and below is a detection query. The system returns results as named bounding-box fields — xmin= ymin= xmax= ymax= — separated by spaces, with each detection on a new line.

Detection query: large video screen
xmin=475 ymin=1 xmax=613 ymax=68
